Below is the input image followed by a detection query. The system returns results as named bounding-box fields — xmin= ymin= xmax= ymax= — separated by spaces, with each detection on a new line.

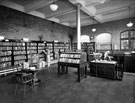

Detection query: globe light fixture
xmin=50 ymin=0 xmax=58 ymax=11
xmin=92 ymin=28 xmax=96 ymax=32
xmin=127 ymin=21 xmax=133 ymax=27
xmin=92 ymin=16 xmax=96 ymax=32
xmin=127 ymin=6 xmax=133 ymax=27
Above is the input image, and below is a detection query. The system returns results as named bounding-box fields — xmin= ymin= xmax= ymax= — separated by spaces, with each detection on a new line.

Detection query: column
xmin=76 ymin=3 xmax=81 ymax=50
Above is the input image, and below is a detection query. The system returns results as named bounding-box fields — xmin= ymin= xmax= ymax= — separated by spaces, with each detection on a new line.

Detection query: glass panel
xmin=121 ymin=32 xmax=129 ymax=38
xmin=130 ymin=31 xmax=135 ymax=38
xmin=130 ymin=40 xmax=135 ymax=50
xmin=121 ymin=40 xmax=129 ymax=49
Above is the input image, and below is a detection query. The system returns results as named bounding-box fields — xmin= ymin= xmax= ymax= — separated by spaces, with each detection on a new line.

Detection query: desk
xmin=58 ymin=62 xmax=87 ymax=82
xmin=89 ymin=60 xmax=120 ymax=80
xmin=22 ymin=68 xmax=41 ymax=85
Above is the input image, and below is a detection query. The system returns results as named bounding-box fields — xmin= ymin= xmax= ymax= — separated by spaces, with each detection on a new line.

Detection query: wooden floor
xmin=0 ymin=64 xmax=135 ymax=103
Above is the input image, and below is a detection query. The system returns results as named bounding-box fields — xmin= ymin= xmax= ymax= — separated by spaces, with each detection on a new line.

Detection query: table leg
xmin=58 ymin=64 xmax=60 ymax=75
xmin=85 ymin=66 xmax=87 ymax=78
xmin=78 ymin=67 xmax=81 ymax=82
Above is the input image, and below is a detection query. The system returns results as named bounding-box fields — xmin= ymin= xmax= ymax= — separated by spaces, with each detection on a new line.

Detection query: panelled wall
xmin=0 ymin=6 xmax=72 ymax=42
xmin=73 ymin=17 xmax=135 ymax=50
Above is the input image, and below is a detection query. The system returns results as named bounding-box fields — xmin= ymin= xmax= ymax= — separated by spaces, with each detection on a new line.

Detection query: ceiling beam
xmin=28 ymin=11 xmax=45 ymax=19
xmin=69 ymin=0 xmax=103 ymax=23
xmin=60 ymin=15 xmax=89 ymax=23
xmin=70 ymin=19 xmax=93 ymax=27
xmin=85 ymin=0 xmax=110 ymax=6
xmin=25 ymin=0 xmax=58 ymax=12
xmin=46 ymin=8 xmax=76 ymax=19
xmin=96 ymin=3 xmax=135 ymax=15
xmin=0 ymin=0 xmax=25 ymax=12
xmin=0 ymin=0 xmax=5 ymax=4
xmin=0 ymin=1 xmax=46 ymax=19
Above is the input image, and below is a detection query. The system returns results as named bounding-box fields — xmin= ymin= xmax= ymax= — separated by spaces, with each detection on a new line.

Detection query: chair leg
xmin=23 ymin=84 xmax=26 ymax=95
xmin=14 ymin=84 xmax=18 ymax=94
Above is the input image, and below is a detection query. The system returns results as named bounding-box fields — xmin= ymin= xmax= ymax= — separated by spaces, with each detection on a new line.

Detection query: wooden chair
xmin=14 ymin=72 xmax=34 ymax=95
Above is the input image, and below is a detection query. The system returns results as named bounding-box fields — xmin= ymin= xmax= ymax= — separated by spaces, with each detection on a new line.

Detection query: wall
xmin=0 ymin=6 xmax=72 ymax=42
xmin=73 ymin=17 xmax=135 ymax=50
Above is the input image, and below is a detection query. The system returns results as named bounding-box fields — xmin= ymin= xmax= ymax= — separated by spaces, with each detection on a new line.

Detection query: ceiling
xmin=0 ymin=0 xmax=135 ymax=27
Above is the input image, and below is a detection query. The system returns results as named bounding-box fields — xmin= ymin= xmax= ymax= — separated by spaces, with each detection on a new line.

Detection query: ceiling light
xmin=92 ymin=16 xmax=96 ymax=32
xmin=50 ymin=0 xmax=58 ymax=11
xmin=127 ymin=21 xmax=133 ymax=27
xmin=92 ymin=28 xmax=96 ymax=32
xmin=127 ymin=6 xmax=133 ymax=27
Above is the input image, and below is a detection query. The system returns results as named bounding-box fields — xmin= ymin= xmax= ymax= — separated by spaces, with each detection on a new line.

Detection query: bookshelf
xmin=46 ymin=41 xmax=54 ymax=63
xmin=0 ymin=39 xmax=70 ymax=76
xmin=27 ymin=42 xmax=38 ymax=62
xmin=0 ymin=41 xmax=18 ymax=76
xmin=12 ymin=42 xmax=27 ymax=66
xmin=0 ymin=41 xmax=12 ymax=69
xmin=37 ymin=41 xmax=46 ymax=61
xmin=72 ymin=42 xmax=95 ymax=53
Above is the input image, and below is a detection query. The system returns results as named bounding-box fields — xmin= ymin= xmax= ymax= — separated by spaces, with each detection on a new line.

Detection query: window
xmin=95 ymin=33 xmax=112 ymax=51
xmin=120 ymin=29 xmax=135 ymax=51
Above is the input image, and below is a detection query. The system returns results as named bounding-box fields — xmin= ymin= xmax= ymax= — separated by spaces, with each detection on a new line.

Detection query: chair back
xmin=15 ymin=72 xmax=33 ymax=84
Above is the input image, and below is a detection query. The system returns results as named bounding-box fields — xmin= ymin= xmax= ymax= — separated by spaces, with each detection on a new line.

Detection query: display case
xmin=89 ymin=60 xmax=123 ymax=80
xmin=58 ymin=52 xmax=87 ymax=82
xmin=120 ymin=29 xmax=135 ymax=51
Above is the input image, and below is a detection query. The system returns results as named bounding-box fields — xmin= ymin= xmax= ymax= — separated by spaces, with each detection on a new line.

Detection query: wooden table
xmin=58 ymin=62 xmax=87 ymax=82
xmin=89 ymin=60 xmax=122 ymax=80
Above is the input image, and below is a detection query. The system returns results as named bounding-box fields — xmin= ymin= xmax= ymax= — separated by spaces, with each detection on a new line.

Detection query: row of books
xmin=0 ymin=57 xmax=11 ymax=62
xmin=27 ymin=46 xmax=37 ymax=49
xmin=14 ymin=60 xmax=25 ymax=66
xmin=27 ymin=50 xmax=37 ymax=54
xmin=13 ymin=42 xmax=25 ymax=46
xmin=59 ymin=58 xmax=80 ymax=63
xmin=0 ymin=51 xmax=12 ymax=56
xmin=14 ymin=51 xmax=26 ymax=55
xmin=0 ymin=42 xmax=12 ymax=46
xmin=14 ymin=55 xmax=26 ymax=60
xmin=60 ymin=54 xmax=81 ymax=58
xmin=27 ymin=43 xmax=37 ymax=46
xmin=0 ymin=46 xmax=12 ymax=50
xmin=13 ymin=46 xmax=25 ymax=50
xmin=38 ymin=46 xmax=45 ymax=49
xmin=0 ymin=62 xmax=11 ymax=68
xmin=38 ymin=43 xmax=45 ymax=46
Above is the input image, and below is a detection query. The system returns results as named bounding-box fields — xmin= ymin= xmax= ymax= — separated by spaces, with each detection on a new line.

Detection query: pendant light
xmin=50 ymin=0 xmax=58 ymax=11
xmin=92 ymin=16 xmax=96 ymax=32
xmin=127 ymin=6 xmax=133 ymax=27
